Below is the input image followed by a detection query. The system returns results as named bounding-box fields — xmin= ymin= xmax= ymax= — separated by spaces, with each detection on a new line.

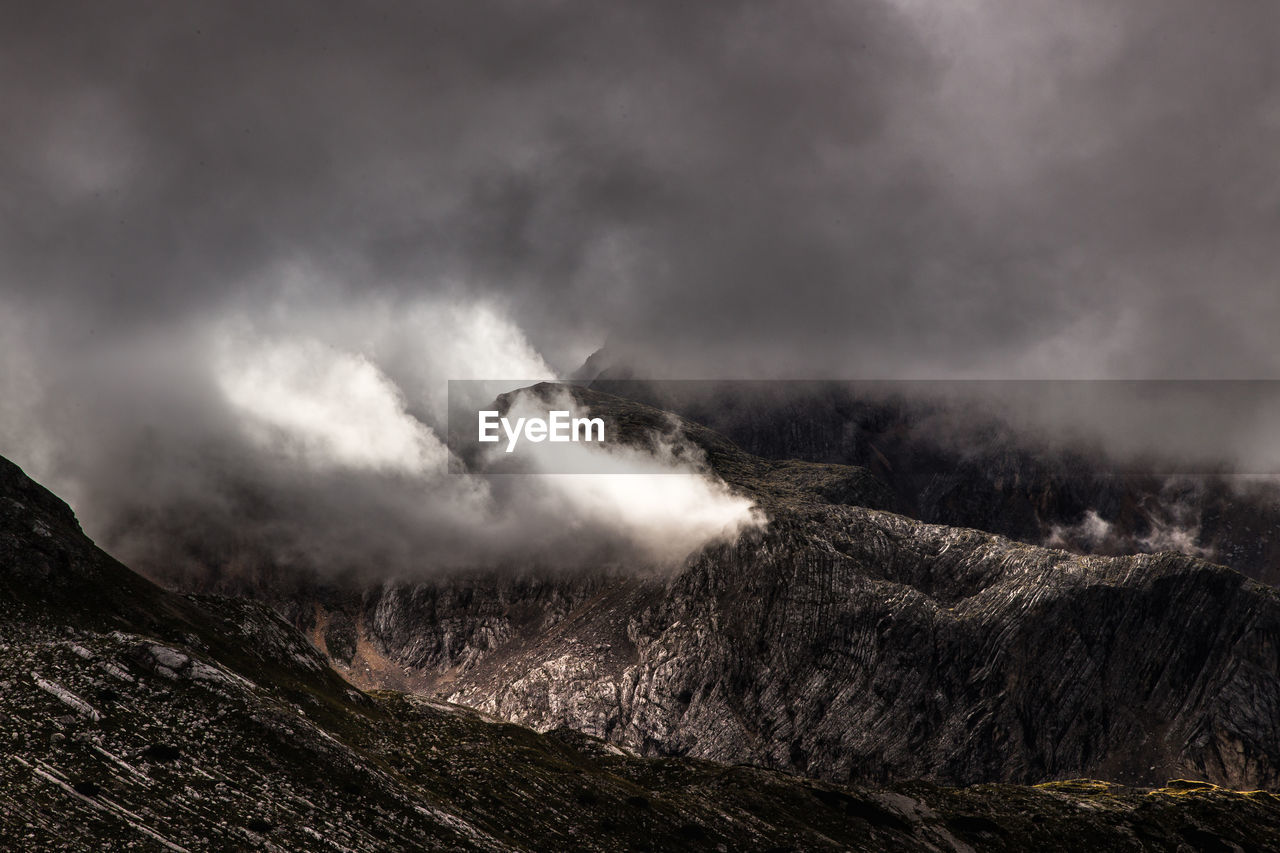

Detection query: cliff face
xmin=266 ymin=388 xmax=1280 ymax=792
xmin=344 ymin=505 xmax=1280 ymax=791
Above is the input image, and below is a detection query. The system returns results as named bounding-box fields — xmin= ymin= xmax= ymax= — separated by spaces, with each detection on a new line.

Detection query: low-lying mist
xmin=0 ymin=291 xmax=762 ymax=585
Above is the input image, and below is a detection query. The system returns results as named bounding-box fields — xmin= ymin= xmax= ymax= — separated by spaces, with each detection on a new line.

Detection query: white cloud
xmin=484 ymin=387 xmax=765 ymax=567
xmin=215 ymin=334 xmax=445 ymax=475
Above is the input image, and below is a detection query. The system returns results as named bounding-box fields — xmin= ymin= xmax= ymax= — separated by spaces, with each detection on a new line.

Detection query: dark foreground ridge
xmin=4 ymin=456 xmax=1280 ymax=849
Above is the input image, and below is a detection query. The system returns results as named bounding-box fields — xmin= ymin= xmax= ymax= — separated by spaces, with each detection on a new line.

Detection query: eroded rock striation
xmin=289 ymin=387 xmax=1280 ymax=792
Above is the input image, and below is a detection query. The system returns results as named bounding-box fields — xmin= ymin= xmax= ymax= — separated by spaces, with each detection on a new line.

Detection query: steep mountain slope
xmin=11 ymin=456 xmax=1280 ymax=850
xmin=274 ymin=386 xmax=1280 ymax=793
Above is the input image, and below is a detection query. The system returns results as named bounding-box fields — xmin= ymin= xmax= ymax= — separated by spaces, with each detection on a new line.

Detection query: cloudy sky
xmin=2 ymin=1 xmax=1278 ymax=578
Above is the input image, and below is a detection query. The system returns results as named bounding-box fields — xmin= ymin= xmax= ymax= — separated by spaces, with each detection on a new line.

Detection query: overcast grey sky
xmin=2 ymin=1 xmax=1278 ymax=576
xmin=6 ymin=0 xmax=1279 ymax=377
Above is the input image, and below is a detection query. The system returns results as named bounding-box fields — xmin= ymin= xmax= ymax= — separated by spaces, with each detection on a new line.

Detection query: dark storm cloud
xmin=7 ymin=0 xmax=1275 ymax=375
xmin=1 ymin=0 xmax=1278 ymax=577
xmin=0 ymin=0 xmax=929 ymax=357
xmin=592 ymin=0 xmax=1280 ymax=380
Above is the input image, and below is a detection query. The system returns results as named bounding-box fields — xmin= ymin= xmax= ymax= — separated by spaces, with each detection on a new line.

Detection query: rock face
xmin=273 ymin=387 xmax=1280 ymax=793
xmin=447 ymin=511 xmax=1280 ymax=789
xmin=13 ymin=455 xmax=1280 ymax=850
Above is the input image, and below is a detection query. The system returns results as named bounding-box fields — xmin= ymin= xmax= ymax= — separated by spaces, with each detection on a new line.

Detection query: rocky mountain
xmin=11 ymin=455 xmax=1280 ymax=849
xmin=217 ymin=386 xmax=1280 ymax=798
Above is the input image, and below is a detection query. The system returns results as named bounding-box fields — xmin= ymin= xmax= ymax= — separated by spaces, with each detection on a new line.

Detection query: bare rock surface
xmin=295 ymin=387 xmax=1280 ymax=791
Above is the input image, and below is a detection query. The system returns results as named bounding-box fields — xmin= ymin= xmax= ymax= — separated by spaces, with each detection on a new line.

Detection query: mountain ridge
xmin=213 ymin=385 xmax=1280 ymax=792
xmin=11 ymin=450 xmax=1280 ymax=849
